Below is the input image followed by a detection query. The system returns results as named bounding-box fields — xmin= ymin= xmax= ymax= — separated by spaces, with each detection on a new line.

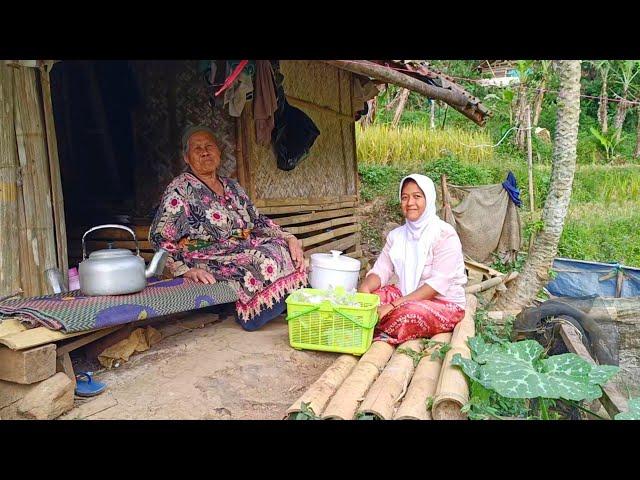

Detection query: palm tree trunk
xmin=493 ymin=60 xmax=581 ymax=312
xmin=598 ymin=75 xmax=609 ymax=134
xmin=635 ymin=107 xmax=640 ymax=158
xmin=613 ymin=86 xmax=630 ymax=141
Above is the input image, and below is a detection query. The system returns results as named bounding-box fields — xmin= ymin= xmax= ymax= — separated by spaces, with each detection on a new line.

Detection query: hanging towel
xmin=254 ymin=60 xmax=278 ymax=146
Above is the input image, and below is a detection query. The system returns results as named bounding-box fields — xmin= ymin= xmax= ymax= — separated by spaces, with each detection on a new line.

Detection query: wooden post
xmin=526 ymin=105 xmax=534 ymax=213
xmin=391 ymin=88 xmax=410 ymax=127
xmin=430 ymin=99 xmax=436 ymax=130
xmin=40 ymin=64 xmax=69 ymax=288
xmin=13 ymin=66 xmax=59 ymax=296
xmin=0 ymin=62 xmax=22 ymax=296
xmin=526 ymin=105 xmax=537 ymax=252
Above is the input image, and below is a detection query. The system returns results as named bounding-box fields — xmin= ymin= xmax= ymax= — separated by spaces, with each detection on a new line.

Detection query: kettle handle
xmin=82 ymin=224 xmax=140 ymax=260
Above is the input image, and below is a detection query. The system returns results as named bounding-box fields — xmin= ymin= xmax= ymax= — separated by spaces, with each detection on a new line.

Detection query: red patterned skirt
xmin=372 ymin=285 xmax=465 ymax=345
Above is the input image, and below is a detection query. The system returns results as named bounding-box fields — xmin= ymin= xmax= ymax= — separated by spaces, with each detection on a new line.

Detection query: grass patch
xmin=356 ymin=124 xmax=494 ymax=167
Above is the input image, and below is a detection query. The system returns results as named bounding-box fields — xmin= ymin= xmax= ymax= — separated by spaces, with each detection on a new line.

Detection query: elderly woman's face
xmin=400 ymin=180 xmax=426 ymax=222
xmin=184 ymin=131 xmax=221 ymax=176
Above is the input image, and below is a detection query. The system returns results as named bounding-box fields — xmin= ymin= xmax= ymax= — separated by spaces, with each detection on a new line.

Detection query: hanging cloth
xmin=253 ymin=60 xmax=278 ymax=146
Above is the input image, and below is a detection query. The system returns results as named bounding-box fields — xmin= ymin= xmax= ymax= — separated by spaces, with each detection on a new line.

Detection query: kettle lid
xmin=88 ymin=248 xmax=135 ymax=260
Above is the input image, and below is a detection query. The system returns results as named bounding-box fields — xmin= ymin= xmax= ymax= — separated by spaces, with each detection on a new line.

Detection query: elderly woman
xmin=358 ymin=174 xmax=467 ymax=344
xmin=149 ymin=125 xmax=307 ymax=331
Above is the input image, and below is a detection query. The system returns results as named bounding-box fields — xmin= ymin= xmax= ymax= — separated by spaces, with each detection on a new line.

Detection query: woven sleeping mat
xmin=0 ymin=277 xmax=238 ymax=333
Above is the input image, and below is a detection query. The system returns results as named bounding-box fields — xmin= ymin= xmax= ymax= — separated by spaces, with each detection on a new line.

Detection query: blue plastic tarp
xmin=546 ymin=257 xmax=640 ymax=298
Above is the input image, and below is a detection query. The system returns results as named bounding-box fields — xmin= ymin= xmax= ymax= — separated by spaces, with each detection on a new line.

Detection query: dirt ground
xmin=60 ymin=314 xmax=338 ymax=420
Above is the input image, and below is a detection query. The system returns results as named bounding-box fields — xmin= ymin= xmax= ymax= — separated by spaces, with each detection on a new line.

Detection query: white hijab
xmin=389 ymin=174 xmax=447 ymax=295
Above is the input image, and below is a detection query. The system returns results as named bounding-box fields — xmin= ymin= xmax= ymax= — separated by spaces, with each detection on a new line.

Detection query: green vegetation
xmin=353 ymin=61 xmax=640 ymax=420
xmin=357 ymin=143 xmax=640 ymax=266
xmin=452 ymin=309 xmax=618 ymax=420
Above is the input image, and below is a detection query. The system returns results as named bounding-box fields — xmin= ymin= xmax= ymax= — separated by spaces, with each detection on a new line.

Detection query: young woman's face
xmin=400 ymin=180 xmax=426 ymax=221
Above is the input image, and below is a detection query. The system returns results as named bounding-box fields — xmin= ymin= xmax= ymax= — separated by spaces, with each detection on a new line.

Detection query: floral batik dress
xmin=149 ymin=172 xmax=308 ymax=327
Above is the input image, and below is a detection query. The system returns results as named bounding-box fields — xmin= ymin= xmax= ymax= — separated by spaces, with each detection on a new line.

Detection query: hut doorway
xmin=49 ymin=60 xmax=239 ymax=268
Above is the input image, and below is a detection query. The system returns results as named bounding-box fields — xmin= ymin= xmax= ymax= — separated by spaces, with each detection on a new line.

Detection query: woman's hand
xmin=287 ymin=236 xmax=305 ymax=272
xmin=183 ymin=267 xmax=216 ymax=284
xmin=377 ymin=303 xmax=395 ymax=320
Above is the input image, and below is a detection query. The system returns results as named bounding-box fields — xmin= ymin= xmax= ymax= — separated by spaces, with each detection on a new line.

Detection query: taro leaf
xmin=453 ymin=339 xmax=620 ymax=402
xmin=467 ymin=335 xmax=501 ymax=363
xmin=615 ymin=397 xmax=640 ymax=420
xmin=451 ymin=354 xmax=482 ymax=382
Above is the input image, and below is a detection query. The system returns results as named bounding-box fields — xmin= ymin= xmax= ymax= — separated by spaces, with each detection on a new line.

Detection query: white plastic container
xmin=309 ymin=250 xmax=361 ymax=291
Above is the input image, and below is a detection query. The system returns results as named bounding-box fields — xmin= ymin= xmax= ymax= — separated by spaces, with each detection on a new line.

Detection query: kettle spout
xmin=145 ymin=249 xmax=169 ymax=279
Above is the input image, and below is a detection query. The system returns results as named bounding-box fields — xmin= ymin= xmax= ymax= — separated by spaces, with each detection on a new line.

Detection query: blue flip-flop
xmin=75 ymin=371 xmax=107 ymax=397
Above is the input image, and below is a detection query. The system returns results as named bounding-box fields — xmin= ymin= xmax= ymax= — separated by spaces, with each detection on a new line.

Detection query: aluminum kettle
xmin=78 ymin=224 xmax=168 ymax=296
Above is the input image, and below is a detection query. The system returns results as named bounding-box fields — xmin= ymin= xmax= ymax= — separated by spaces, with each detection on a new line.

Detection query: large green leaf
xmin=615 ymin=397 xmax=640 ymax=420
xmin=452 ymin=339 xmax=619 ymax=402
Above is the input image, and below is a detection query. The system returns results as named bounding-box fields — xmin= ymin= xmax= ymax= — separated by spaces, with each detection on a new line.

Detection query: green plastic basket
xmin=285 ymin=288 xmax=380 ymax=355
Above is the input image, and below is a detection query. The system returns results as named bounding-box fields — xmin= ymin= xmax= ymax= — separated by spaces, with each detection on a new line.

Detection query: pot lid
xmin=88 ymin=248 xmax=135 ymax=260
xmin=310 ymin=250 xmax=361 ymax=272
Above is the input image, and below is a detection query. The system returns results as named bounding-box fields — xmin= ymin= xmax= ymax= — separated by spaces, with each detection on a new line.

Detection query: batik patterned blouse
xmin=149 ymin=172 xmax=307 ymax=322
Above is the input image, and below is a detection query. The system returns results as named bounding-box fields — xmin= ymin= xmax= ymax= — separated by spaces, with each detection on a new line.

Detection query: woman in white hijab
xmin=358 ymin=174 xmax=467 ymax=344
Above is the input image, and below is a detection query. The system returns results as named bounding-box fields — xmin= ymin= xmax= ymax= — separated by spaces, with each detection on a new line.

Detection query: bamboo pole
xmin=40 ymin=65 xmax=68 ymax=287
xmin=432 ymin=294 xmax=478 ymax=420
xmin=526 ymin=106 xmax=535 ymax=213
xmin=464 ymin=275 xmax=505 ymax=294
xmin=394 ymin=332 xmax=453 ymax=420
xmin=0 ymin=62 xmax=22 ymax=296
xmin=321 ymin=341 xmax=394 ymax=419
xmin=285 ymin=354 xmax=358 ymax=418
xmin=357 ymin=339 xmax=423 ymax=419
xmin=13 ymin=66 xmax=58 ymax=296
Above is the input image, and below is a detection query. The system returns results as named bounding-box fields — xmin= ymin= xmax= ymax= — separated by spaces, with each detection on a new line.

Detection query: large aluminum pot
xmin=78 ymin=224 xmax=168 ymax=296
xmin=309 ymin=250 xmax=361 ymax=291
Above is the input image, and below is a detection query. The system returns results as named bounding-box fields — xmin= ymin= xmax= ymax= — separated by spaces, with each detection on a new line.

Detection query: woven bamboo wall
xmin=241 ymin=61 xmax=358 ymax=202
xmin=130 ymin=61 xmax=237 ymax=218
xmin=0 ymin=63 xmax=65 ymax=297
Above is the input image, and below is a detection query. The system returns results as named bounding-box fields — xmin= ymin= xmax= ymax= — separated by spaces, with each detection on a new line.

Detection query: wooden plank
xmin=464 ymin=259 xmax=504 ymax=278
xmin=14 ymin=66 xmax=58 ymax=296
xmin=0 ymin=323 xmax=98 ymax=350
xmin=301 ymin=225 xmax=361 ymax=248
xmin=272 ymin=207 xmax=356 ymax=227
xmin=260 ymin=201 xmax=357 ymax=216
xmin=235 ymin=116 xmax=246 ymax=187
xmin=40 ymin=66 xmax=69 ymax=288
xmin=56 ymin=326 xmax=122 ymax=357
xmin=0 ymin=62 xmax=22 ymax=297
xmin=304 ymin=234 xmax=358 ymax=257
xmin=558 ymin=323 xmax=629 ymax=418
xmin=0 ymin=344 xmax=56 ymax=384
xmin=255 ymin=195 xmax=357 ymax=208
xmin=285 ymin=216 xmax=358 ymax=235
xmin=56 ymin=351 xmax=76 ymax=386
